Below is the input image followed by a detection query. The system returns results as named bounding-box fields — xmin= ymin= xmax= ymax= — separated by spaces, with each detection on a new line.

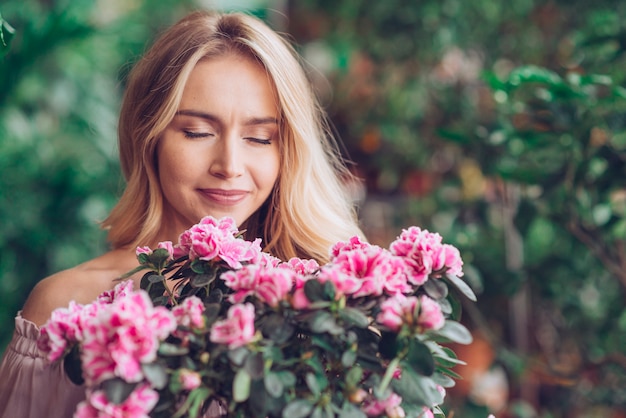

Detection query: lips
xmin=198 ymin=188 xmax=249 ymax=205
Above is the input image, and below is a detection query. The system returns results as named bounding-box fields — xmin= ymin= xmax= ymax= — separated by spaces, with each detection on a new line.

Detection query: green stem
xmin=378 ymin=356 xmax=400 ymax=395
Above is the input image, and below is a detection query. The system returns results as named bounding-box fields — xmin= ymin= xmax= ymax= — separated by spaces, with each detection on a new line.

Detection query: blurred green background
xmin=1 ymin=1 xmax=625 ymax=417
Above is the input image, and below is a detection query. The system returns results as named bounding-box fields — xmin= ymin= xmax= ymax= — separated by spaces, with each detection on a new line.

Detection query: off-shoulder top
xmin=0 ymin=313 xmax=85 ymax=418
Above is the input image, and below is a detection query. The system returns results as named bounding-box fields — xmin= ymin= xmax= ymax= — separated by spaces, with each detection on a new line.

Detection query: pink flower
xmin=323 ymin=245 xmax=409 ymax=298
xmin=96 ymin=280 xmax=134 ymax=304
xmin=157 ymin=241 xmax=175 ymax=260
xmin=363 ymin=392 xmax=405 ymax=417
xmin=38 ymin=301 xmax=85 ymax=361
xmin=377 ymin=294 xmax=419 ymax=332
xmin=178 ymin=369 xmax=202 ymax=391
xmin=80 ymin=291 xmax=176 ymax=385
xmin=172 ymin=296 xmax=206 ymax=334
xmin=390 ymin=227 xmax=464 ymax=284
xmin=210 ymin=303 xmax=256 ymax=349
xmin=135 ymin=246 xmax=152 ymax=257
xmin=280 ymin=257 xmax=320 ymax=275
xmin=222 ymin=265 xmax=295 ymax=307
xmin=74 ymin=384 xmax=158 ymax=418
xmin=177 ymin=216 xmax=261 ymax=269
xmin=420 ymin=407 xmax=435 ymax=418
xmin=417 ymin=295 xmax=445 ymax=330
xmin=330 ymin=235 xmax=371 ymax=257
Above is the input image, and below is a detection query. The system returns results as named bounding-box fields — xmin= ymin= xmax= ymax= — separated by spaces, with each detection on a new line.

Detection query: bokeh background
xmin=1 ymin=1 xmax=625 ymax=417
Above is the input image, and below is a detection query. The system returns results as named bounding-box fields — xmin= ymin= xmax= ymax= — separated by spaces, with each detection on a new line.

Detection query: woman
xmin=0 ymin=10 xmax=363 ymax=417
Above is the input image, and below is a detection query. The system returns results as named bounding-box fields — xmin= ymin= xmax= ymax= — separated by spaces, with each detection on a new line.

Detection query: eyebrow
xmin=176 ymin=109 xmax=278 ymax=126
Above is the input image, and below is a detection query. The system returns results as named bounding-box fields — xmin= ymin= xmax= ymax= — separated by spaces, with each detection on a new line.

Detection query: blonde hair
xmin=103 ymin=11 xmax=363 ymax=263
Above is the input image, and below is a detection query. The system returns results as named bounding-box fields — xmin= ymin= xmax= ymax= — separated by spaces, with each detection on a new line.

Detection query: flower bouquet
xmin=39 ymin=216 xmax=477 ymax=418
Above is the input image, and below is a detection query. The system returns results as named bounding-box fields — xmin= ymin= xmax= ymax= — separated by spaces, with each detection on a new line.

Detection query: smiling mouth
xmin=198 ymin=189 xmax=248 ymax=205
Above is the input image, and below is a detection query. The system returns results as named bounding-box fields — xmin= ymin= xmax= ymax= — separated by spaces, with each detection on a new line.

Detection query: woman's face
xmin=158 ymin=54 xmax=281 ymax=235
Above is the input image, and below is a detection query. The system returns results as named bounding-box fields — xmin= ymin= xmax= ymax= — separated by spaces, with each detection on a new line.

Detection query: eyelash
xmin=183 ymin=131 xmax=272 ymax=145
xmin=183 ymin=131 xmax=213 ymax=139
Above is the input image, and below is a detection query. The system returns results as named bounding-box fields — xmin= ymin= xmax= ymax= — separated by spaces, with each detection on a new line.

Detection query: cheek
xmin=157 ymin=140 xmax=195 ymax=187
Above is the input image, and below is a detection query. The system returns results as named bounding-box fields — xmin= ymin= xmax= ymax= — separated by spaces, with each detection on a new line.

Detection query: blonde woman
xmin=0 ymin=10 xmax=363 ymax=417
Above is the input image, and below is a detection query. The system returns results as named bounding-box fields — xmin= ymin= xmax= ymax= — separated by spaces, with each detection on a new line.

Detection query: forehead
xmin=179 ymin=53 xmax=279 ymax=117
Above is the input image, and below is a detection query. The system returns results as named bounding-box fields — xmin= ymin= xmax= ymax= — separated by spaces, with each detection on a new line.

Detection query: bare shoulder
xmin=21 ymin=249 xmax=139 ymax=327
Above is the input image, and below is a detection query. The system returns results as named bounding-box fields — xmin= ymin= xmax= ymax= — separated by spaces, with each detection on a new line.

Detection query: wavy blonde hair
xmin=103 ymin=11 xmax=363 ymax=264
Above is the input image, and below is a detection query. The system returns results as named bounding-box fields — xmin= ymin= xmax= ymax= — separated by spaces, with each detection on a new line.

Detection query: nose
xmin=208 ymin=133 xmax=244 ymax=179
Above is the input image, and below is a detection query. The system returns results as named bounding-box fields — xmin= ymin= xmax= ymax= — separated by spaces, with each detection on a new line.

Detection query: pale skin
xmin=22 ymin=53 xmax=281 ymax=327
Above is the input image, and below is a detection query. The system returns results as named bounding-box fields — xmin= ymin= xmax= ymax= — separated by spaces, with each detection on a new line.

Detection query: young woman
xmin=0 ymin=10 xmax=363 ymax=417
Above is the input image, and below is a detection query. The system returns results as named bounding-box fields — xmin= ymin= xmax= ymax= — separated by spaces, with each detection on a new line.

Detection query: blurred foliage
xmin=2 ymin=0 xmax=626 ymax=417
xmin=288 ymin=0 xmax=626 ymax=417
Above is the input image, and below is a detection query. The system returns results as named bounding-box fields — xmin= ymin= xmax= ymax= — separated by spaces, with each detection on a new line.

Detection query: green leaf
xmin=391 ymin=368 xmax=443 ymax=406
xmin=262 ymin=313 xmax=295 ymax=344
xmin=304 ymin=279 xmax=327 ymax=302
xmin=264 ymin=372 xmax=284 ymax=398
xmin=244 ymin=352 xmax=264 ymax=379
xmin=306 ymin=372 xmax=321 ymax=397
xmin=159 ymin=342 xmax=189 ymax=356
xmin=339 ymin=402 xmax=368 ymax=418
xmin=142 ymin=362 xmax=168 ymax=389
xmin=148 ymin=274 xmax=165 ymax=284
xmin=282 ymin=400 xmax=314 ymax=418
xmin=309 ymin=310 xmax=343 ymax=334
xmin=341 ymin=349 xmax=357 ymax=367
xmin=406 ymin=339 xmax=435 ymax=376
xmin=345 ymin=365 xmax=363 ymax=388
xmin=445 ymin=274 xmax=477 ymax=302
xmin=228 ymin=346 xmax=249 ymax=366
xmin=339 ymin=307 xmax=371 ymax=328
xmin=191 ymin=271 xmax=216 ymax=287
xmin=423 ymin=279 xmax=448 ymax=300
xmin=103 ymin=378 xmax=138 ymax=404
xmin=233 ymin=369 xmax=251 ymax=402
xmin=432 ymin=320 xmax=473 ymax=345
xmin=63 ymin=344 xmax=84 ymax=385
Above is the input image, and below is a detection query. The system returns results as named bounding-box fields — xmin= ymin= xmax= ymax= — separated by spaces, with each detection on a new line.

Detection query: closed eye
xmin=244 ymin=137 xmax=272 ymax=145
xmin=183 ymin=130 xmax=214 ymax=139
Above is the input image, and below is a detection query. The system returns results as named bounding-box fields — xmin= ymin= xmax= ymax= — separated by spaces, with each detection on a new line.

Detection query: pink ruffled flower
xmin=222 ymin=265 xmax=295 ymax=307
xmin=330 ymin=235 xmax=371 ymax=258
xmin=323 ymin=245 xmax=410 ymax=298
xmin=38 ymin=301 xmax=85 ymax=362
xmin=377 ymin=294 xmax=419 ymax=332
xmin=178 ymin=369 xmax=202 ymax=391
xmin=417 ymin=295 xmax=445 ymax=330
xmin=135 ymin=246 xmax=152 ymax=257
xmin=420 ymin=407 xmax=435 ymax=418
xmin=96 ymin=280 xmax=134 ymax=304
xmin=157 ymin=241 xmax=176 ymax=261
xmin=280 ymin=257 xmax=320 ymax=275
xmin=390 ymin=227 xmax=464 ymax=285
xmin=80 ymin=291 xmax=176 ymax=385
xmin=362 ymin=392 xmax=405 ymax=417
xmin=172 ymin=296 xmax=206 ymax=335
xmin=74 ymin=384 xmax=158 ymax=418
xmin=177 ymin=216 xmax=261 ymax=269
xmin=210 ymin=303 xmax=256 ymax=349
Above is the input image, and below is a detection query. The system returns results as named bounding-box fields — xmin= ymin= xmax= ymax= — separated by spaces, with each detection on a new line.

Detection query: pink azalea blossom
xmin=222 ymin=265 xmax=295 ymax=307
xmin=420 ymin=407 xmax=435 ymax=418
xmin=80 ymin=291 xmax=176 ymax=385
xmin=330 ymin=235 xmax=371 ymax=258
xmin=172 ymin=296 xmax=206 ymax=335
xmin=280 ymin=257 xmax=320 ymax=275
xmin=362 ymin=392 xmax=405 ymax=417
xmin=157 ymin=241 xmax=176 ymax=260
xmin=178 ymin=369 xmax=202 ymax=391
xmin=96 ymin=280 xmax=134 ymax=304
xmin=177 ymin=216 xmax=261 ymax=269
xmin=390 ymin=227 xmax=464 ymax=285
xmin=323 ymin=245 xmax=410 ymax=298
xmin=417 ymin=295 xmax=445 ymax=330
xmin=135 ymin=246 xmax=152 ymax=257
xmin=38 ymin=301 xmax=85 ymax=362
xmin=210 ymin=303 xmax=256 ymax=349
xmin=377 ymin=294 xmax=419 ymax=332
xmin=73 ymin=384 xmax=158 ymax=418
